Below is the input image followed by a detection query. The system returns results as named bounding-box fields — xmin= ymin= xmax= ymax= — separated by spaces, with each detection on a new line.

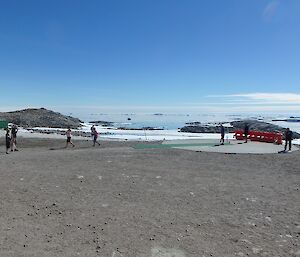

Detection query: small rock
xmin=252 ymin=247 xmax=262 ymax=254
xmin=265 ymin=217 xmax=272 ymax=222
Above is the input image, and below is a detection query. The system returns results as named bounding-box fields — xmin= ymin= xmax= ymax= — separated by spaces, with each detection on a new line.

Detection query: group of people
xmin=3 ymin=123 xmax=295 ymax=153
xmin=4 ymin=125 xmax=101 ymax=152
xmin=64 ymin=125 xmax=100 ymax=148
xmin=5 ymin=124 xmax=18 ymax=154
xmin=219 ymin=123 xmax=293 ymax=152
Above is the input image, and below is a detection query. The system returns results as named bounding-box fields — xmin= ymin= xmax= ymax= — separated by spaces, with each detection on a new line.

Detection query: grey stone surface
xmin=0 ymin=108 xmax=83 ymax=128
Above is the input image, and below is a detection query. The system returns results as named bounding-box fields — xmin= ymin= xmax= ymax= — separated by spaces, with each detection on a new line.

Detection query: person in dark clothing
xmin=244 ymin=124 xmax=249 ymax=143
xmin=284 ymin=128 xmax=293 ymax=151
xmin=5 ymin=128 xmax=11 ymax=154
xmin=11 ymin=124 xmax=18 ymax=151
xmin=220 ymin=124 xmax=225 ymax=145
xmin=92 ymin=126 xmax=100 ymax=147
xmin=90 ymin=125 xmax=95 ymax=137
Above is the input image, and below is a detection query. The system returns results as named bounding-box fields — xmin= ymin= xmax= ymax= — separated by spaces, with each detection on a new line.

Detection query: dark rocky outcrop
xmin=117 ymin=127 xmax=163 ymax=131
xmin=0 ymin=108 xmax=83 ymax=128
xmin=180 ymin=125 xmax=235 ymax=133
xmin=230 ymin=120 xmax=300 ymax=139
xmin=180 ymin=119 xmax=300 ymax=139
xmin=89 ymin=121 xmax=114 ymax=127
xmin=185 ymin=121 xmax=202 ymax=126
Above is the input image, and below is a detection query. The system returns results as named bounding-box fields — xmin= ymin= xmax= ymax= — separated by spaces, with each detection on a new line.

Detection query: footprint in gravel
xmin=151 ymin=246 xmax=186 ymax=257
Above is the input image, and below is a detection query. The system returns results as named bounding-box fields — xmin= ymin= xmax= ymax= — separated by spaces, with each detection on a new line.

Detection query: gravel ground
xmin=0 ymin=138 xmax=299 ymax=257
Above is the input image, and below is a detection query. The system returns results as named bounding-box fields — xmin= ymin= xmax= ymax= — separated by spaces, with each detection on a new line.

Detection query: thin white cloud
xmin=202 ymin=92 xmax=300 ymax=112
xmin=228 ymin=93 xmax=300 ymax=103
xmin=263 ymin=1 xmax=280 ymax=22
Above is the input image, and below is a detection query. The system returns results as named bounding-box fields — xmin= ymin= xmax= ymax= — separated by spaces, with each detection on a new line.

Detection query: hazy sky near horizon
xmin=1 ymin=0 xmax=300 ymax=114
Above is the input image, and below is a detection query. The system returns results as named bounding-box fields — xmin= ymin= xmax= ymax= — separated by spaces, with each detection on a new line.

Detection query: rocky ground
xmin=0 ymin=108 xmax=83 ymax=128
xmin=0 ymin=138 xmax=299 ymax=257
xmin=180 ymin=120 xmax=300 ymax=139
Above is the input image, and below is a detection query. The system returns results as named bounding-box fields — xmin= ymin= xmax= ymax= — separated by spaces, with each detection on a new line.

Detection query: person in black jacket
xmin=220 ymin=124 xmax=225 ymax=145
xmin=284 ymin=128 xmax=293 ymax=152
xmin=5 ymin=128 xmax=11 ymax=154
xmin=244 ymin=123 xmax=249 ymax=143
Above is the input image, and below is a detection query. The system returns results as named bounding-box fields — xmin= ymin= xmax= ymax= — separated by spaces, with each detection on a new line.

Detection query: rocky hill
xmin=180 ymin=125 xmax=235 ymax=133
xmin=0 ymin=108 xmax=83 ymax=128
xmin=180 ymin=119 xmax=300 ymax=139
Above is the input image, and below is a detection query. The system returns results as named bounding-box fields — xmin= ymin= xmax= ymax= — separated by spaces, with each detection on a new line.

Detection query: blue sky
xmin=0 ymin=0 xmax=300 ymax=114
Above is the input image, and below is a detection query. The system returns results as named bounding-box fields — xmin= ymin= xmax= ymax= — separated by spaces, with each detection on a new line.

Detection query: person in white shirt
xmin=65 ymin=128 xmax=75 ymax=148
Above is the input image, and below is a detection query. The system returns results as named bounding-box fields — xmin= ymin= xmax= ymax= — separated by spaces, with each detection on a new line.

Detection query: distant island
xmin=272 ymin=116 xmax=300 ymax=122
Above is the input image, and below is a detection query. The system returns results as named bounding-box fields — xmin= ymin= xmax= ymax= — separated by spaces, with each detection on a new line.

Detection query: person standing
xmin=65 ymin=128 xmax=75 ymax=148
xmin=284 ymin=128 xmax=293 ymax=152
xmin=220 ymin=124 xmax=225 ymax=145
xmin=10 ymin=124 xmax=18 ymax=151
xmin=92 ymin=126 xmax=100 ymax=147
xmin=5 ymin=128 xmax=11 ymax=154
xmin=244 ymin=123 xmax=249 ymax=143
xmin=91 ymin=125 xmax=95 ymax=137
